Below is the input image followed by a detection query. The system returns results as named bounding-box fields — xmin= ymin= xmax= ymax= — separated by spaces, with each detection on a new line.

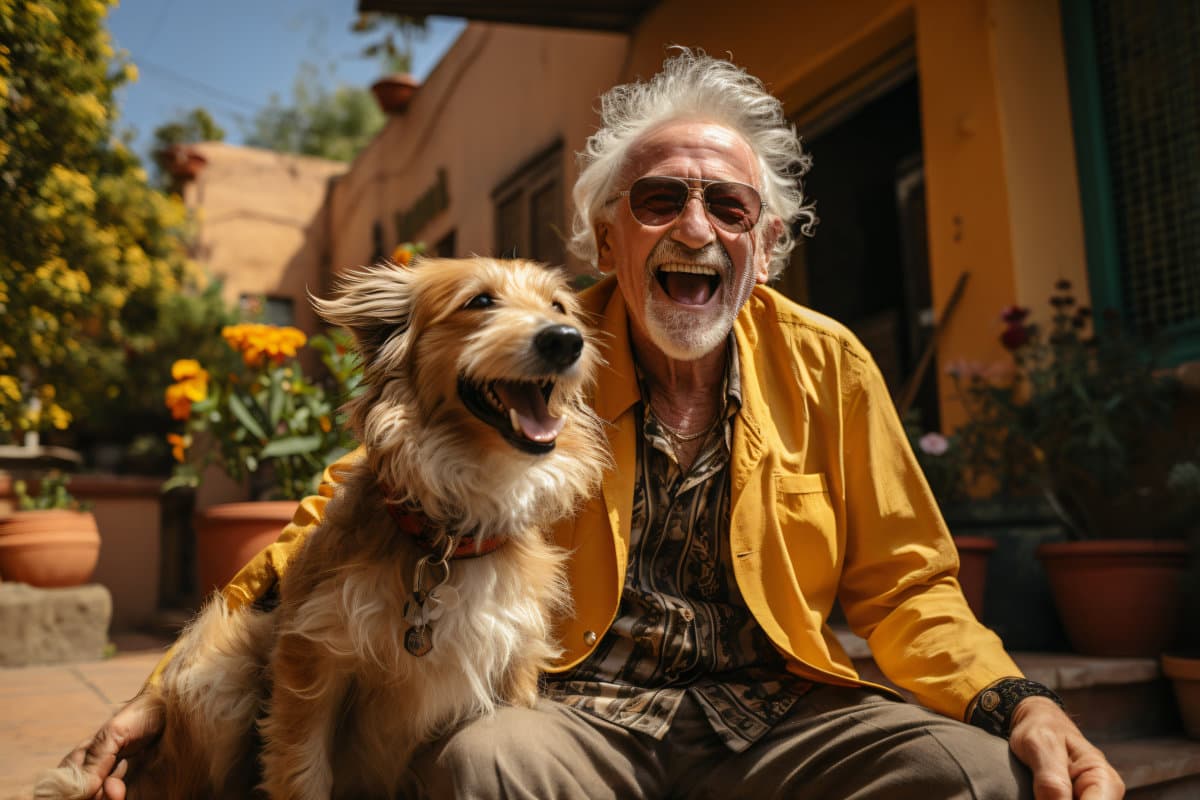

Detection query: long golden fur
xmin=36 ymin=257 xmax=609 ymax=800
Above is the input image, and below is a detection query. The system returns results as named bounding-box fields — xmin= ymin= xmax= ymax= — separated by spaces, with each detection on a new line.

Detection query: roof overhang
xmin=356 ymin=1 xmax=657 ymax=33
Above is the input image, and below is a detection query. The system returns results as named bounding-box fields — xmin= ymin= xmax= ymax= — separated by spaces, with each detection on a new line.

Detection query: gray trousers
xmin=401 ymin=685 xmax=1033 ymax=799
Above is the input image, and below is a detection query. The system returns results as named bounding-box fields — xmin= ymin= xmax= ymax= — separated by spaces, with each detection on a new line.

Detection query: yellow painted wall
xmin=327 ymin=24 xmax=628 ymax=278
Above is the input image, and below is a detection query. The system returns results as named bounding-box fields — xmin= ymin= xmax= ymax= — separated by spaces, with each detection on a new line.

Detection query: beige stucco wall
xmin=185 ymin=143 xmax=346 ymax=334
xmin=326 ymin=23 xmax=628 ymax=278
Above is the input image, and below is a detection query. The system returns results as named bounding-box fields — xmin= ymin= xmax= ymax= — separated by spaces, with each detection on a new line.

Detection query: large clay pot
xmin=1161 ymin=654 xmax=1200 ymax=739
xmin=953 ymin=535 xmax=996 ymax=619
xmin=1037 ymin=539 xmax=1188 ymax=657
xmin=0 ymin=510 xmax=101 ymax=587
xmin=194 ymin=501 xmax=297 ymax=597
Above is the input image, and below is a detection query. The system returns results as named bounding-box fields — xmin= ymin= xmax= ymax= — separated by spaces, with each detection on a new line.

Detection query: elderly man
xmin=67 ymin=51 xmax=1122 ymax=799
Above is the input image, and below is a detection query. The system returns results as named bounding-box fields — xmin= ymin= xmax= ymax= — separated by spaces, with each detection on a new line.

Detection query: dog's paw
xmin=32 ymin=763 xmax=94 ymax=800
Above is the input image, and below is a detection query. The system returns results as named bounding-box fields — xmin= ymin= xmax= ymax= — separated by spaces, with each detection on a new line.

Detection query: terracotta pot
xmin=1037 ymin=539 xmax=1188 ymax=657
xmin=370 ymin=73 xmax=420 ymax=114
xmin=1161 ymin=654 xmax=1200 ymax=739
xmin=953 ymin=535 xmax=996 ymax=619
xmin=0 ymin=510 xmax=101 ymax=587
xmin=194 ymin=501 xmax=297 ymax=597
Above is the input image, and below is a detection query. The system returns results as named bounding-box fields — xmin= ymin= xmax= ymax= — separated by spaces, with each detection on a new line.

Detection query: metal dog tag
xmin=404 ymin=623 xmax=433 ymax=657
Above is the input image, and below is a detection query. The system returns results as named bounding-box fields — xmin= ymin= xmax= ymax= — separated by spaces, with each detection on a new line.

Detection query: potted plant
xmin=0 ymin=473 xmax=100 ymax=587
xmin=354 ymin=12 xmax=426 ymax=114
xmin=164 ymin=323 xmax=361 ymax=595
xmin=951 ymin=280 xmax=1187 ymax=657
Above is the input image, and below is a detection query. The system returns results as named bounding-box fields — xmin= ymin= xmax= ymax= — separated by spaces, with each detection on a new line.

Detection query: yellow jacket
xmin=191 ymin=276 xmax=1020 ymax=721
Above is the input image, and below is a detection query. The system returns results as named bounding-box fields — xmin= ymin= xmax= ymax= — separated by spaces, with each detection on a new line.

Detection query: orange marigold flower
xmin=166 ymin=432 xmax=190 ymax=462
xmin=171 ymin=359 xmax=207 ymax=382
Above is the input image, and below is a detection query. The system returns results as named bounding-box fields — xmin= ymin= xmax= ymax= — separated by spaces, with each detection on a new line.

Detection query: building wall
xmin=326 ymin=24 xmax=628 ymax=278
xmin=626 ymin=0 xmax=1088 ymax=427
xmin=185 ymin=142 xmax=346 ymax=335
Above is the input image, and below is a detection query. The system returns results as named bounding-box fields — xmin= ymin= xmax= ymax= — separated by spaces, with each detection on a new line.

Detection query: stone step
xmin=833 ymin=627 xmax=1184 ymax=741
xmin=1109 ymin=737 xmax=1200 ymax=799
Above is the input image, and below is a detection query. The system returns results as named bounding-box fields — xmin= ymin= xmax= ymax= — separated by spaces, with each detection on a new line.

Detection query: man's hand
xmin=56 ymin=692 xmax=163 ymax=800
xmin=1008 ymin=697 xmax=1124 ymax=799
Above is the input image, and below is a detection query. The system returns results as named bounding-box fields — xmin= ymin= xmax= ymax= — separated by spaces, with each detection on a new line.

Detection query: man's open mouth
xmin=457 ymin=376 xmax=564 ymax=455
xmin=655 ymin=264 xmax=721 ymax=306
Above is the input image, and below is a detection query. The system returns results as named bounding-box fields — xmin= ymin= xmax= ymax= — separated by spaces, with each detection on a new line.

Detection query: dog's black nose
xmin=535 ymin=325 xmax=584 ymax=369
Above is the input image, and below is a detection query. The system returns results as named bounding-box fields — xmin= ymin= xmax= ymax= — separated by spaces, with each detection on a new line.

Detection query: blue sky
xmin=106 ymin=1 xmax=465 ymax=161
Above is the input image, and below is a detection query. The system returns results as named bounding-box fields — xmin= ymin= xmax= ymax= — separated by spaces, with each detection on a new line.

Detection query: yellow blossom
xmin=165 ymin=360 xmax=209 ymax=420
xmin=122 ymin=63 xmax=139 ymax=83
xmin=47 ymin=403 xmax=71 ymax=429
xmin=0 ymin=375 xmax=20 ymax=402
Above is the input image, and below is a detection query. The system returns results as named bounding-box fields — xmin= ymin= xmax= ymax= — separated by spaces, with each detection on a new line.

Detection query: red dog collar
xmin=384 ymin=500 xmax=506 ymax=559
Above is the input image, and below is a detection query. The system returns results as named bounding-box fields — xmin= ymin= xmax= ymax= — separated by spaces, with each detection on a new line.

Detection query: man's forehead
xmin=622 ymin=120 xmax=759 ymax=183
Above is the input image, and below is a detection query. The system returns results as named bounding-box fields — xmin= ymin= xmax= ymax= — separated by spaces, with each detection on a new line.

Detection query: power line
xmin=132 ymin=56 xmax=264 ymax=113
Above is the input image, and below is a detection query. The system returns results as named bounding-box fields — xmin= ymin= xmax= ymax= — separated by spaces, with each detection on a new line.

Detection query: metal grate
xmin=1091 ymin=0 xmax=1200 ymax=334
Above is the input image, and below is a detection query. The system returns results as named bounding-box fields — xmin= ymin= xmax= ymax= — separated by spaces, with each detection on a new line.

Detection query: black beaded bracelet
xmin=966 ymin=677 xmax=1065 ymax=738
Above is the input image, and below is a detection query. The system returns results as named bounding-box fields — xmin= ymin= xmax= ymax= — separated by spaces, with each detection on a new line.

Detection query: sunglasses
xmin=611 ymin=176 xmax=766 ymax=233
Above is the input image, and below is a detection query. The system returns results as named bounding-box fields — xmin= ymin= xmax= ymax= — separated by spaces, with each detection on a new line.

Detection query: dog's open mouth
xmin=458 ymin=376 xmax=564 ymax=454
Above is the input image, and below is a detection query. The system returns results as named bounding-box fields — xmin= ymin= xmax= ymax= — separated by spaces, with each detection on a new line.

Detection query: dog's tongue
xmin=662 ymin=271 xmax=715 ymax=306
xmin=495 ymin=381 xmax=564 ymax=442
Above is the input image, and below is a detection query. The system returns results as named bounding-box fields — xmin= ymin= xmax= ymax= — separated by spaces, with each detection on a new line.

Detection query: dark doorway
xmin=782 ymin=76 xmax=938 ymax=432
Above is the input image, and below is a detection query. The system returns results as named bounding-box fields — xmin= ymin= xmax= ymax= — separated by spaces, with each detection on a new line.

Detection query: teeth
xmin=509 ymin=407 xmax=521 ymax=433
xmin=658 ymin=263 xmax=718 ymax=276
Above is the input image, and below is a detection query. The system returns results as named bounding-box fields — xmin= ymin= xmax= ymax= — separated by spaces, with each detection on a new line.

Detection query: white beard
xmin=641 ymin=240 xmax=758 ymax=361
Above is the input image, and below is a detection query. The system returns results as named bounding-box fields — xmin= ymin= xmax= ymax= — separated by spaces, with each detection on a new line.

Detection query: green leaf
xmin=227 ymin=391 xmax=268 ymax=441
xmin=268 ymin=376 xmax=284 ymax=426
xmin=261 ymin=435 xmax=324 ymax=458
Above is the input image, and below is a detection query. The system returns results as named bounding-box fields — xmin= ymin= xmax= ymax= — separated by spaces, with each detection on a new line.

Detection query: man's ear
xmin=754 ymin=218 xmax=784 ymax=284
xmin=594 ymin=220 xmax=615 ymax=272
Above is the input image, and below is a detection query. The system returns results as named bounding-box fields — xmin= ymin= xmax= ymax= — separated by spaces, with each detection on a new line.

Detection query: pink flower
xmin=919 ymin=432 xmax=950 ymax=456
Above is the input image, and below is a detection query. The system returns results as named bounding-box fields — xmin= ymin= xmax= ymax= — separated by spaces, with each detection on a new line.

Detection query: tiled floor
xmin=0 ymin=635 xmax=169 ymax=800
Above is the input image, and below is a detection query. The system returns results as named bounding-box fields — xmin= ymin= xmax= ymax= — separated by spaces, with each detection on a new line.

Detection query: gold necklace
xmin=648 ymin=402 xmax=720 ymax=443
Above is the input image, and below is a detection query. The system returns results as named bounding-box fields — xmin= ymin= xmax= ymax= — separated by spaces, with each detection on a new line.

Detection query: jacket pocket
xmin=773 ymin=471 xmax=838 ymax=602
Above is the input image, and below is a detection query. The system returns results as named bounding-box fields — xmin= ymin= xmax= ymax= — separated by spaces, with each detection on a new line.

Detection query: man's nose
xmin=670 ymin=190 xmax=716 ymax=249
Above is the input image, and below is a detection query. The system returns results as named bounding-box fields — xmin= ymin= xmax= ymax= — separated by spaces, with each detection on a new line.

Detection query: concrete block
xmin=0 ymin=582 xmax=111 ymax=667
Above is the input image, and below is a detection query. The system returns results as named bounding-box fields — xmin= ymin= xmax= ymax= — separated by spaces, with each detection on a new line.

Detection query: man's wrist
xmin=965 ymin=677 xmax=1064 ymax=738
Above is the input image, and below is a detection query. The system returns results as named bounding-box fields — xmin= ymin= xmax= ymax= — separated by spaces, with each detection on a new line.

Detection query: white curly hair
xmin=569 ymin=48 xmax=818 ymax=279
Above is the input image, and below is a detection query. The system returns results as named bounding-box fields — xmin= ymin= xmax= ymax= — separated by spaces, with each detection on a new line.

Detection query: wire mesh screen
xmin=1092 ymin=0 xmax=1200 ymax=334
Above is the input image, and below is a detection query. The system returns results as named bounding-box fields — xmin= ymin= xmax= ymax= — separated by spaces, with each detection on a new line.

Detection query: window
xmin=492 ymin=141 xmax=566 ymax=265
xmin=240 ymin=295 xmax=295 ymax=327
xmin=1063 ymin=0 xmax=1200 ymax=361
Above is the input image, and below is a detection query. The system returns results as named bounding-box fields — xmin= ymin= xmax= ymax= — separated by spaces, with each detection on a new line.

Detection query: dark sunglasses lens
xmin=627 ymin=178 xmax=761 ymax=231
xmin=628 ymin=178 xmax=688 ymax=225
xmin=704 ymin=183 xmax=760 ymax=231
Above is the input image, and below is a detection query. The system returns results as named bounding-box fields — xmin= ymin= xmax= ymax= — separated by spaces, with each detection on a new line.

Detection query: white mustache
xmin=646 ymin=240 xmax=731 ymax=278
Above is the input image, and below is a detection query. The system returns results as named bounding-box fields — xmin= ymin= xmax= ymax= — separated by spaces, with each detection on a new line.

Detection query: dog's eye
xmin=552 ymin=301 xmax=566 ymax=314
xmin=464 ymin=294 xmax=495 ymax=310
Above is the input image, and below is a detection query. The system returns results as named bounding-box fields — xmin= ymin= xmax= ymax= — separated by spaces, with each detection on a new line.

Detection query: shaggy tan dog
xmin=36 ymin=257 xmax=608 ymax=799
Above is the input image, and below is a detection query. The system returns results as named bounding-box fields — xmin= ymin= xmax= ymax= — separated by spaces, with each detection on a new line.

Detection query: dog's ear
xmin=310 ymin=261 xmax=413 ymax=365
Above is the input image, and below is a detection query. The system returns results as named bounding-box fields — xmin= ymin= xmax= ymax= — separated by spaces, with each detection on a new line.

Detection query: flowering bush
xmin=904 ymin=417 xmax=969 ymax=507
xmin=164 ymin=324 xmax=362 ymax=501
xmin=950 ymin=280 xmax=1180 ymax=538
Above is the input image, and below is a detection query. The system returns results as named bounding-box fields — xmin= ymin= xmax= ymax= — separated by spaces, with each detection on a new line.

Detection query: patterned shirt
xmin=545 ymin=345 xmax=813 ymax=751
